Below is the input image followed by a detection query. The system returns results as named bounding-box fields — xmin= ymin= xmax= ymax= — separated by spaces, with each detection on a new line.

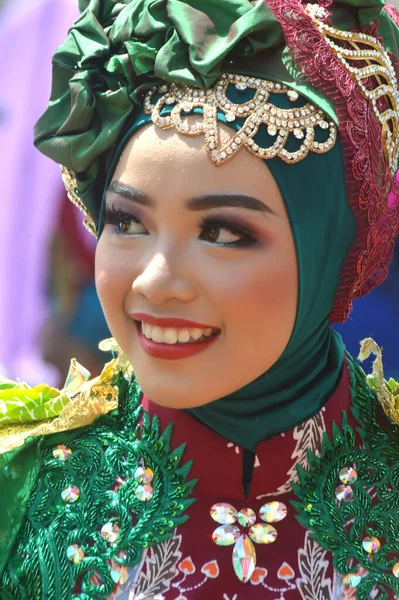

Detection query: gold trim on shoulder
xmin=307 ymin=4 xmax=399 ymax=174
xmin=143 ymin=73 xmax=337 ymax=166
xmin=61 ymin=166 xmax=97 ymax=238
xmin=0 ymin=339 xmax=131 ymax=455
xmin=359 ymin=338 xmax=399 ymax=426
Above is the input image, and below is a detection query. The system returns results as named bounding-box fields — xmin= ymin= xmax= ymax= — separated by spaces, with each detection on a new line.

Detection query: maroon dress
xmin=109 ymin=362 xmax=372 ymax=600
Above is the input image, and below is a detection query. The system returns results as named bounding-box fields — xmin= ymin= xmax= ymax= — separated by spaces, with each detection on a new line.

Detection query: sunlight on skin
xmin=95 ymin=120 xmax=298 ymax=408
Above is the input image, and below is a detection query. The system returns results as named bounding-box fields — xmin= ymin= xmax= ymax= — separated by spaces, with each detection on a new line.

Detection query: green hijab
xmin=100 ymin=88 xmax=355 ymax=452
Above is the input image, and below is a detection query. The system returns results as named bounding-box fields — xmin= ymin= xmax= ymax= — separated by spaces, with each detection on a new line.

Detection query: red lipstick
xmin=130 ymin=313 xmax=220 ymax=360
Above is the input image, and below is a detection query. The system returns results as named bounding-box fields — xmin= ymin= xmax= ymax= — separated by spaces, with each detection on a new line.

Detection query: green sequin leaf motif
xmin=292 ymin=357 xmax=399 ymax=600
xmin=1 ymin=374 xmax=196 ymax=600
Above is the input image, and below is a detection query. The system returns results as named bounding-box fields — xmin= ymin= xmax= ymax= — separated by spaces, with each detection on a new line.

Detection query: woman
xmin=1 ymin=0 xmax=399 ymax=598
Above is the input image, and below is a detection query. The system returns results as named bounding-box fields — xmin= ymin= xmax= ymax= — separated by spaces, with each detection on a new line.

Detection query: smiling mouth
xmin=135 ymin=320 xmax=220 ymax=345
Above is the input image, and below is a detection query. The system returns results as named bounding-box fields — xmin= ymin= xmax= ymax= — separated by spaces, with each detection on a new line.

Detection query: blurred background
xmin=0 ymin=0 xmax=397 ymax=389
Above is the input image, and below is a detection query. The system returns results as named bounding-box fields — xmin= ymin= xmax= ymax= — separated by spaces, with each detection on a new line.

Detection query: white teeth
xmin=164 ymin=328 xmax=178 ymax=345
xmin=190 ymin=328 xmax=203 ymax=341
xmin=140 ymin=322 xmax=217 ymax=344
xmin=152 ymin=326 xmax=164 ymax=343
xmin=178 ymin=329 xmax=191 ymax=343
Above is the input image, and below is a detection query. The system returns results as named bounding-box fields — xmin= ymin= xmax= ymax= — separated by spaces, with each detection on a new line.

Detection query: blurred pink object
xmin=0 ymin=0 xmax=78 ymax=384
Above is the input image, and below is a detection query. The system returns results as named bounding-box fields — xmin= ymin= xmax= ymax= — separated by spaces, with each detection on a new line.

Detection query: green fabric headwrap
xmin=99 ymin=86 xmax=355 ymax=452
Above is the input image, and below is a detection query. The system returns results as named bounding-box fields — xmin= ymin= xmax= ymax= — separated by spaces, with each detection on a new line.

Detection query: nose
xmin=132 ymin=250 xmax=198 ymax=305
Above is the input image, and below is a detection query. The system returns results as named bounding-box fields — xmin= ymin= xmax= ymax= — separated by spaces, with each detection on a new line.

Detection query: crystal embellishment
xmin=339 ymin=466 xmax=358 ymax=485
xmin=249 ymin=523 xmax=277 ymax=544
xmin=210 ymin=499 xmax=287 ymax=582
xmin=237 ymin=507 xmax=256 ymax=527
xmin=143 ymin=73 xmax=337 ymax=167
xmin=335 ymin=484 xmax=353 ymax=503
xmin=134 ymin=466 xmax=153 ymax=484
xmin=53 ymin=445 xmax=72 ymax=461
xmin=101 ymin=522 xmax=120 ymax=543
xmin=259 ymin=501 xmax=288 ymax=523
xmin=232 ymin=534 xmax=256 ymax=583
xmin=343 ymin=572 xmax=362 ymax=588
xmin=308 ymin=6 xmax=399 ymax=174
xmin=66 ymin=544 xmax=84 ymax=563
xmin=212 ymin=524 xmax=241 ymax=546
xmin=362 ymin=536 xmax=381 ymax=554
xmin=135 ymin=484 xmax=154 ymax=502
xmin=210 ymin=503 xmax=238 ymax=525
xmin=61 ymin=485 xmax=80 ymax=503
xmin=110 ymin=563 xmax=129 ymax=585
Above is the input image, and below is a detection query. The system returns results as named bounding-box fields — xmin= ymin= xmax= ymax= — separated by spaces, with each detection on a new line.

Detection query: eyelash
xmin=101 ymin=206 xmax=257 ymax=247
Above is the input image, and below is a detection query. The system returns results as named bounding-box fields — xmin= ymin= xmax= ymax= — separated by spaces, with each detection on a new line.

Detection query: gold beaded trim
xmin=143 ymin=73 xmax=337 ymax=165
xmin=61 ymin=166 xmax=97 ymax=237
xmin=306 ymin=3 xmax=399 ymax=175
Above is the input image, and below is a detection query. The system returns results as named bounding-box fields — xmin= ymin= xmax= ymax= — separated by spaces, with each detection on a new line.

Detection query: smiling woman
xmin=1 ymin=1 xmax=399 ymax=599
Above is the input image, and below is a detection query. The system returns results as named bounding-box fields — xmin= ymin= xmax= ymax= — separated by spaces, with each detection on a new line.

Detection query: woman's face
xmin=96 ymin=121 xmax=298 ymax=408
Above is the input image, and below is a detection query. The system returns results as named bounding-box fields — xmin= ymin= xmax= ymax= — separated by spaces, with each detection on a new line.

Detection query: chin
xmin=136 ymin=376 xmax=214 ymax=409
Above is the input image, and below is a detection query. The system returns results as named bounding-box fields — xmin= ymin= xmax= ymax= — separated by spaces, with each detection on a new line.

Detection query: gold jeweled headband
xmin=143 ymin=73 xmax=337 ymax=166
xmin=62 ymin=73 xmax=337 ymax=237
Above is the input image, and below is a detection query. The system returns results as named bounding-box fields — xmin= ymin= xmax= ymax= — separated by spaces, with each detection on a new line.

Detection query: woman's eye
xmin=117 ymin=216 xmax=146 ymax=236
xmin=102 ymin=207 xmax=146 ymax=236
xmin=200 ymin=218 xmax=255 ymax=247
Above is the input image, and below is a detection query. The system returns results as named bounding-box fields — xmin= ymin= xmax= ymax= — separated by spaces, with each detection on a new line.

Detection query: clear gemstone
xmin=235 ymin=82 xmax=248 ymax=91
xmin=287 ymin=90 xmax=299 ymax=101
xmin=210 ymin=503 xmax=238 ymax=525
xmin=53 ymin=445 xmax=72 ymax=461
xmin=237 ymin=508 xmax=256 ymax=527
xmin=393 ymin=562 xmax=399 ymax=577
xmin=61 ymin=486 xmax=80 ymax=503
xmin=339 ymin=466 xmax=358 ymax=485
xmin=343 ymin=573 xmax=361 ymax=588
xmin=135 ymin=484 xmax=153 ymax=502
xmin=225 ymin=112 xmax=236 ymax=122
xmin=67 ymin=545 xmax=84 ymax=563
xmin=362 ymin=536 xmax=381 ymax=554
xmin=232 ymin=534 xmax=256 ymax=583
xmin=249 ymin=523 xmax=277 ymax=544
xmin=212 ymin=524 xmax=240 ymax=546
xmin=110 ymin=563 xmax=129 ymax=585
xmin=267 ymin=125 xmax=277 ymax=136
xmin=134 ymin=467 xmax=153 ymax=484
xmin=335 ymin=485 xmax=353 ymax=502
xmin=260 ymin=502 xmax=288 ymax=523
xmin=101 ymin=522 xmax=120 ymax=543
xmin=319 ymin=121 xmax=329 ymax=129
xmin=294 ymin=129 xmax=304 ymax=139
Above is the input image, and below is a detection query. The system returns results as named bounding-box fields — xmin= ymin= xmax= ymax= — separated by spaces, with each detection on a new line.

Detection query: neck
xmin=187 ymin=323 xmax=344 ymax=451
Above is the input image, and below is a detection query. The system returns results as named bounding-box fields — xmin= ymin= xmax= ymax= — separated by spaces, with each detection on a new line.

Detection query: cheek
xmin=207 ymin=247 xmax=297 ymax=337
xmin=95 ymin=238 xmax=132 ymax=324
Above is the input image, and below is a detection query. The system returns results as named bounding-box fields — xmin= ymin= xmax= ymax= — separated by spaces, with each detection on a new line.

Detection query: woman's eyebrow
xmin=107 ymin=182 xmax=274 ymax=215
xmin=106 ymin=181 xmax=154 ymax=207
xmin=186 ymin=194 xmax=275 ymax=215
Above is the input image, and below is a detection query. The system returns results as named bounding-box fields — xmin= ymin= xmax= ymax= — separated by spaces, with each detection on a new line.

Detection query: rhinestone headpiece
xmin=143 ymin=73 xmax=337 ymax=166
xmin=307 ymin=4 xmax=399 ymax=175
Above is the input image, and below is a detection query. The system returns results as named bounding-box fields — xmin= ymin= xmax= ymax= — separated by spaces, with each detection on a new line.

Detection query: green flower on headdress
xmin=35 ymin=0 xmax=285 ymax=222
xmin=34 ymin=0 xmax=399 ymax=223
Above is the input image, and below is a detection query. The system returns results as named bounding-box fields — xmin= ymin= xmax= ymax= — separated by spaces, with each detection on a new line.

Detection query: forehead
xmin=112 ymin=121 xmax=284 ymax=211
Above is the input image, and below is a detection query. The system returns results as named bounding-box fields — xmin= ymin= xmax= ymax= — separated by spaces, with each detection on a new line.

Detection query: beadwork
xmin=307 ymin=4 xmax=399 ymax=175
xmin=292 ymin=355 xmax=399 ymax=599
xmin=210 ymin=500 xmax=287 ymax=583
xmin=0 ymin=374 xmax=196 ymax=599
xmin=143 ymin=73 xmax=337 ymax=167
